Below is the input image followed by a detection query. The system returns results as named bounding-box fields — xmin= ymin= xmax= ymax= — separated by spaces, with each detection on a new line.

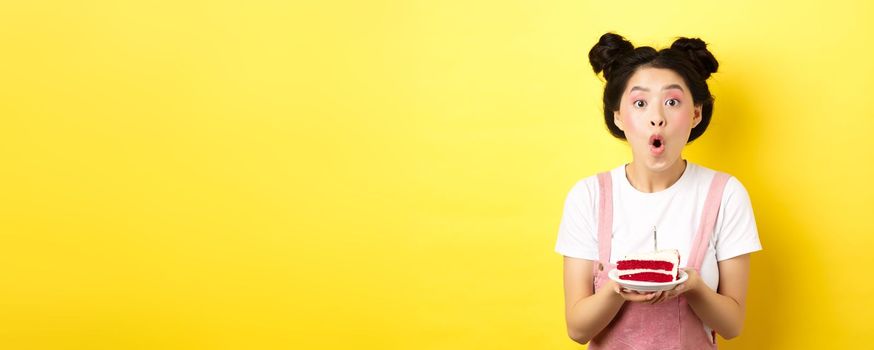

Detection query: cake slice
xmin=616 ymin=249 xmax=680 ymax=283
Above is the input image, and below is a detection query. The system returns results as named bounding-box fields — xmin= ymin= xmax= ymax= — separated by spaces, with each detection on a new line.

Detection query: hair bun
xmin=589 ymin=33 xmax=635 ymax=80
xmin=670 ymin=37 xmax=718 ymax=79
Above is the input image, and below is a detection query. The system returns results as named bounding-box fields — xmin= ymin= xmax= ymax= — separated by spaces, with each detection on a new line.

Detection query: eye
xmin=634 ymin=100 xmax=647 ymax=108
xmin=665 ymin=98 xmax=680 ymax=107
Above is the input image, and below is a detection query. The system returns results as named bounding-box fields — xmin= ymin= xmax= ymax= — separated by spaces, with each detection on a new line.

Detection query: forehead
xmin=624 ymin=67 xmax=688 ymax=94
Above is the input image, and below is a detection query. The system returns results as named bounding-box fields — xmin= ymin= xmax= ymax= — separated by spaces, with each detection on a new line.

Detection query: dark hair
xmin=588 ymin=33 xmax=719 ymax=143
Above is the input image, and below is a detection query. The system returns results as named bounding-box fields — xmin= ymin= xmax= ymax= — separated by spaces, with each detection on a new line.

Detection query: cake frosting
xmin=616 ymin=249 xmax=680 ymax=283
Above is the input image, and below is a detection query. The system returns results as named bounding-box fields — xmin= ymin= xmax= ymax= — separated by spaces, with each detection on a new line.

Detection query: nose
xmin=649 ymin=110 xmax=666 ymax=127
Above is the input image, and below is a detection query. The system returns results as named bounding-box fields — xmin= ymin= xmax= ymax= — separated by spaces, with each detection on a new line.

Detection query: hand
xmin=611 ymin=280 xmax=661 ymax=303
xmin=649 ymin=268 xmax=702 ymax=304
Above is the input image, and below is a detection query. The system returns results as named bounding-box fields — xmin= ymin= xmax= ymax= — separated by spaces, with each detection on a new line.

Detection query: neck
xmin=625 ymin=159 xmax=687 ymax=193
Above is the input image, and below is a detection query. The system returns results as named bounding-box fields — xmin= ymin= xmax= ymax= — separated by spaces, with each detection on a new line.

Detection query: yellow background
xmin=1 ymin=1 xmax=872 ymax=348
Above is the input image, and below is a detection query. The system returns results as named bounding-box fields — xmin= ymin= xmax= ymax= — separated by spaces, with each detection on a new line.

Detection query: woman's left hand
xmin=649 ymin=268 xmax=701 ymax=304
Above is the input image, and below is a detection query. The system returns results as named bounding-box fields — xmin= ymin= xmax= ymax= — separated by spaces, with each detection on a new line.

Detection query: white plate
xmin=607 ymin=269 xmax=688 ymax=292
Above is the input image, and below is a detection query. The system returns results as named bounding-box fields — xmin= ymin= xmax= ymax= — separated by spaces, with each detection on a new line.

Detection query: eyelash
xmin=633 ymin=99 xmax=681 ymax=108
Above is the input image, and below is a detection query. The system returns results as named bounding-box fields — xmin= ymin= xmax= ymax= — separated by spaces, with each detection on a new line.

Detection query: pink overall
xmin=588 ymin=171 xmax=730 ymax=350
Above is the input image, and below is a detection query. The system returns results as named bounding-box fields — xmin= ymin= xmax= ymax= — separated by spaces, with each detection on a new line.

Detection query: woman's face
xmin=613 ymin=67 xmax=702 ymax=172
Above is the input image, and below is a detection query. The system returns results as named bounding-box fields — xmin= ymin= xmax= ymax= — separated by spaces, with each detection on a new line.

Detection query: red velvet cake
xmin=616 ymin=249 xmax=680 ymax=283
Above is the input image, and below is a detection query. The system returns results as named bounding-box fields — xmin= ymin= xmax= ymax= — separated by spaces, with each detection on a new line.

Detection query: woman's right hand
xmin=610 ymin=280 xmax=661 ymax=303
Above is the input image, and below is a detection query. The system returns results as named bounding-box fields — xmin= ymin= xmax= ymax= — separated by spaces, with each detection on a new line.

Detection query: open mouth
xmin=649 ymin=135 xmax=665 ymax=155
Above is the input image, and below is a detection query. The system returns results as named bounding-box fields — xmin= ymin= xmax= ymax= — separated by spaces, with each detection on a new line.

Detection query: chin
xmin=644 ymin=155 xmax=681 ymax=172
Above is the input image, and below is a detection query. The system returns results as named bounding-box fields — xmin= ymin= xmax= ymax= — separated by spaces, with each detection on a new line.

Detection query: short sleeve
xmin=714 ymin=177 xmax=763 ymax=261
xmin=554 ymin=179 xmax=599 ymax=260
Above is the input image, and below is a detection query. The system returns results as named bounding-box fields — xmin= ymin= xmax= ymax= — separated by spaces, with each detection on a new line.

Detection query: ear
xmin=613 ymin=110 xmax=625 ymax=131
xmin=692 ymin=105 xmax=703 ymax=128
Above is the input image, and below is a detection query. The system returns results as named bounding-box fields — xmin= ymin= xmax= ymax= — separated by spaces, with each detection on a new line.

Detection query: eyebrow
xmin=630 ymin=84 xmax=685 ymax=93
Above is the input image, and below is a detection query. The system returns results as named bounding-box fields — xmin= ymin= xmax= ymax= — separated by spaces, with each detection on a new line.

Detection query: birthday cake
xmin=616 ymin=249 xmax=680 ymax=283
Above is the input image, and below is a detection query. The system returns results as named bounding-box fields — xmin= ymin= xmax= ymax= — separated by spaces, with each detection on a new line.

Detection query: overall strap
xmin=596 ymin=172 xmax=613 ymax=264
xmin=687 ymin=172 xmax=731 ymax=270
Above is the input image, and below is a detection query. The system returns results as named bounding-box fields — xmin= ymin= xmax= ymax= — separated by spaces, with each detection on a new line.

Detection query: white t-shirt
xmin=554 ymin=161 xmax=762 ymax=292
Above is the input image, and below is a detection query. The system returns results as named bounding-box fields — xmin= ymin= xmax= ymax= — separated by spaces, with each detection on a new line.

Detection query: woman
xmin=554 ymin=33 xmax=762 ymax=349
